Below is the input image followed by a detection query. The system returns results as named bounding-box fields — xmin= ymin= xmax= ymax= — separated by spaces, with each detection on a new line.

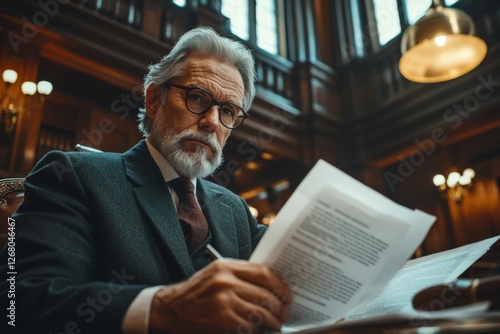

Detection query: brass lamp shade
xmin=399 ymin=2 xmax=487 ymax=83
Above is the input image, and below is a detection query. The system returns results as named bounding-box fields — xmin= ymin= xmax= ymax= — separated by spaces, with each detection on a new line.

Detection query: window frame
xmin=222 ymin=0 xmax=287 ymax=58
xmin=359 ymin=0 xmax=467 ymax=54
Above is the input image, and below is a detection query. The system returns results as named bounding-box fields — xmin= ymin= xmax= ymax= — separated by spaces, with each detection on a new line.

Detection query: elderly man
xmin=0 ymin=27 xmax=291 ymax=334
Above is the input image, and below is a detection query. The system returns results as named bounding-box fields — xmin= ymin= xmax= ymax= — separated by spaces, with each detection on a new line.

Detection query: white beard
xmin=150 ymin=121 xmax=224 ymax=179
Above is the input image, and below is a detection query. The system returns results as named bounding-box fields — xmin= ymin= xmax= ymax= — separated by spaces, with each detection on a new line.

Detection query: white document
xmin=345 ymin=235 xmax=500 ymax=320
xmin=250 ymin=159 xmax=436 ymax=330
xmin=278 ymin=236 xmax=500 ymax=334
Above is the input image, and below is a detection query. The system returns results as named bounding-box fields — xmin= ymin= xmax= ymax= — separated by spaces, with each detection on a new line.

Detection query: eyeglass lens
xmin=185 ymin=88 xmax=244 ymax=128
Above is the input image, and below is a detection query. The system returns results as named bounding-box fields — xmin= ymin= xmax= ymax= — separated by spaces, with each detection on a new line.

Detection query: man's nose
xmin=198 ymin=105 xmax=221 ymax=130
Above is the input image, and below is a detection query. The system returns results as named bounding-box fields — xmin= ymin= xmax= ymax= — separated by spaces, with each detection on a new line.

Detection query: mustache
xmin=176 ymin=130 xmax=222 ymax=154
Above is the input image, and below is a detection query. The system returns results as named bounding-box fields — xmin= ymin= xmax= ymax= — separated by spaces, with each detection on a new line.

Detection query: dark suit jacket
xmin=0 ymin=140 xmax=266 ymax=334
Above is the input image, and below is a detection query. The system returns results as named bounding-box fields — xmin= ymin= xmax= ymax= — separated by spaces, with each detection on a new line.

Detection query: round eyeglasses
xmin=164 ymin=83 xmax=248 ymax=129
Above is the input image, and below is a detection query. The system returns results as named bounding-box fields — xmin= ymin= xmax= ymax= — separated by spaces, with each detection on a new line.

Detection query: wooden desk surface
xmin=315 ymin=317 xmax=500 ymax=334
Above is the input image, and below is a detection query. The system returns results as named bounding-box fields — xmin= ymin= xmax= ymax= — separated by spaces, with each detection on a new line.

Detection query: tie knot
xmin=169 ymin=177 xmax=194 ymax=196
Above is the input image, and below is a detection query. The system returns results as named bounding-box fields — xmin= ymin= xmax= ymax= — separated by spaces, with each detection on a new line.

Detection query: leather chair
xmin=0 ymin=178 xmax=25 ymax=251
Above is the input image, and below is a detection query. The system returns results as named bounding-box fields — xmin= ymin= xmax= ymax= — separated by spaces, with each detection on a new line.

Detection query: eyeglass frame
xmin=162 ymin=82 xmax=249 ymax=129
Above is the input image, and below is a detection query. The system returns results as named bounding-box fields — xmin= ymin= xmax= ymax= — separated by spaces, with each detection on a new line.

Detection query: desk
xmin=317 ymin=317 xmax=500 ymax=334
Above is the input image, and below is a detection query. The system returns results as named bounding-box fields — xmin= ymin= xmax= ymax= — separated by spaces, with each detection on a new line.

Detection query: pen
xmin=205 ymin=244 xmax=224 ymax=261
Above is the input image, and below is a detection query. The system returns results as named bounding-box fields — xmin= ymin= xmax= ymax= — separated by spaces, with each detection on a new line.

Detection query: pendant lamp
xmin=399 ymin=0 xmax=487 ymax=83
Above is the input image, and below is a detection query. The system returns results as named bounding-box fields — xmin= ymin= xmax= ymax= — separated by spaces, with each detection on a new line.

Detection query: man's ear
xmin=145 ymin=84 xmax=162 ymax=120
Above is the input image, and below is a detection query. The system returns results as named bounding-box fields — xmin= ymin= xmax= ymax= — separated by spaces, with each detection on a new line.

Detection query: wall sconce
xmin=1 ymin=69 xmax=18 ymax=102
xmin=433 ymin=168 xmax=475 ymax=202
xmin=21 ymin=80 xmax=54 ymax=102
xmin=399 ymin=0 xmax=487 ymax=83
xmin=2 ymin=69 xmax=53 ymax=105
xmin=1 ymin=69 xmax=53 ymax=144
xmin=0 ymin=99 xmax=18 ymax=144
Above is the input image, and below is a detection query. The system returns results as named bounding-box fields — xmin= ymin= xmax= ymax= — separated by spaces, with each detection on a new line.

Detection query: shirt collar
xmin=145 ymin=139 xmax=197 ymax=190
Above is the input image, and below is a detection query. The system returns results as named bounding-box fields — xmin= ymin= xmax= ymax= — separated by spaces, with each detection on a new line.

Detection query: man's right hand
xmin=148 ymin=260 xmax=293 ymax=334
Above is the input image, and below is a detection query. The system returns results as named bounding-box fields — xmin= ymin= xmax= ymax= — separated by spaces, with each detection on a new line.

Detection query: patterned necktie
xmin=169 ymin=177 xmax=209 ymax=252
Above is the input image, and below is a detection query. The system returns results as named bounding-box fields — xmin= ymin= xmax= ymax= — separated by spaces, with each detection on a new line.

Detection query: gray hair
xmin=138 ymin=26 xmax=256 ymax=137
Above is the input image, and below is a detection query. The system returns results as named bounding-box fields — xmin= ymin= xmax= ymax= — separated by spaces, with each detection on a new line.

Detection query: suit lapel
xmin=197 ymin=180 xmax=239 ymax=259
xmin=123 ymin=141 xmax=195 ymax=278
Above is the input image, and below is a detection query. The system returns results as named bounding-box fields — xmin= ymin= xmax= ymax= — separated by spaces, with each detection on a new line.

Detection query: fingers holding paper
xmin=149 ymin=260 xmax=292 ymax=334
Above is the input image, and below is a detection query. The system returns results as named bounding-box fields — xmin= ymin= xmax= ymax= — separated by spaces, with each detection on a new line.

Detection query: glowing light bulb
xmin=459 ymin=175 xmax=471 ymax=186
xmin=434 ymin=35 xmax=447 ymax=47
xmin=433 ymin=174 xmax=446 ymax=187
xmin=463 ymin=168 xmax=475 ymax=179
xmin=447 ymin=172 xmax=460 ymax=188
xmin=2 ymin=69 xmax=18 ymax=84
xmin=21 ymin=81 xmax=37 ymax=95
xmin=37 ymin=81 xmax=53 ymax=95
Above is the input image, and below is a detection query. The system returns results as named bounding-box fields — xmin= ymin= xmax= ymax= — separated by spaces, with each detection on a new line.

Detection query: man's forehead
xmin=180 ymin=56 xmax=244 ymax=97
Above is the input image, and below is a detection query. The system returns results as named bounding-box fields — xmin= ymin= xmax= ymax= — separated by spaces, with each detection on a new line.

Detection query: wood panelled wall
xmin=0 ymin=0 xmax=499 ymax=256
